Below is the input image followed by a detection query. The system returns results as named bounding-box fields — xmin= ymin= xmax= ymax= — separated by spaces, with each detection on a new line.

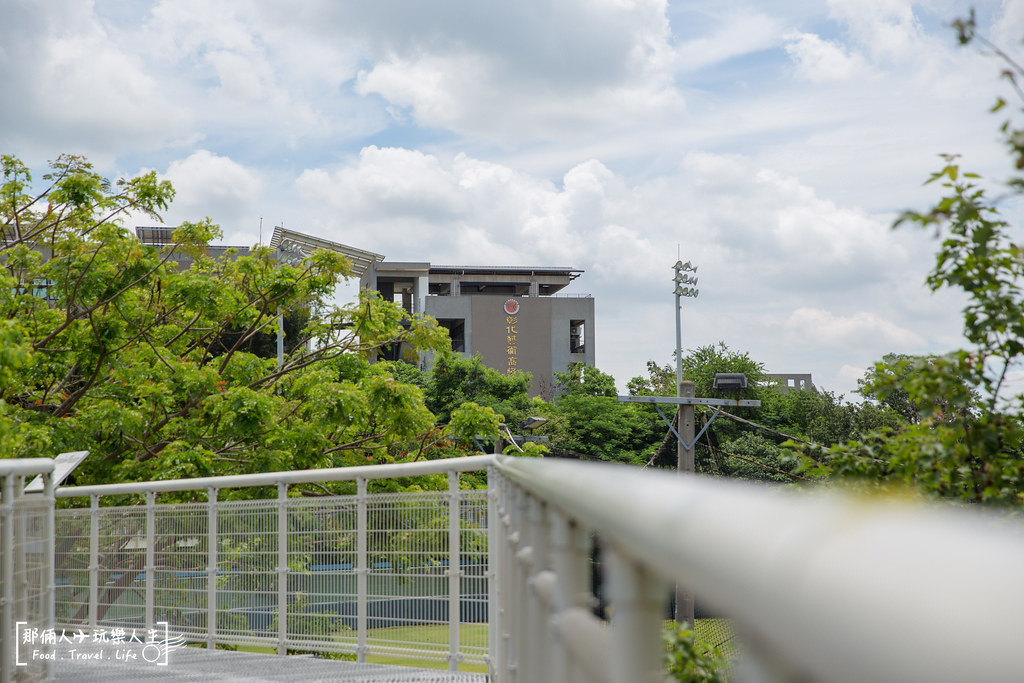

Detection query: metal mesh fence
xmin=53 ymin=509 xmax=89 ymax=629
xmin=693 ymin=617 xmax=736 ymax=674
xmin=54 ymin=483 xmax=490 ymax=669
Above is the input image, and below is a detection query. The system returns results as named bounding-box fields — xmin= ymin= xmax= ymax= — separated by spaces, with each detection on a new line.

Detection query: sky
xmin=3 ymin=0 xmax=1023 ymax=399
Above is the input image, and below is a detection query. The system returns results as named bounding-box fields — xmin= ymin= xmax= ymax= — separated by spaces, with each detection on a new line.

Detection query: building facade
xmin=134 ymin=226 xmax=595 ymax=398
xmin=764 ymin=373 xmax=815 ymax=392
xmin=362 ymin=263 xmax=596 ymax=399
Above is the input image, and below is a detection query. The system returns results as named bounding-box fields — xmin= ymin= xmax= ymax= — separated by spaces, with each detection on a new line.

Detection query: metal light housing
xmin=713 ymin=373 xmax=747 ymax=391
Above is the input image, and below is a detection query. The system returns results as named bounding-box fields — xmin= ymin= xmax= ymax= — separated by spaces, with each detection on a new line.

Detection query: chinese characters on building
xmin=506 ymin=315 xmax=518 ymax=375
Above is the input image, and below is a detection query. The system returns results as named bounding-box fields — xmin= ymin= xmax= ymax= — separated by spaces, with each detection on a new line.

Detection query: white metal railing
xmin=19 ymin=450 xmax=1024 ymax=681
xmin=489 ymin=455 xmax=1024 ymax=683
xmin=0 ymin=459 xmax=56 ymax=683
xmin=53 ymin=456 xmax=495 ymax=672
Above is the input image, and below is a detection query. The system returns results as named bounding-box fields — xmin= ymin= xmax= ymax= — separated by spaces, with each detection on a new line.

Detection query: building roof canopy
xmin=271 ymin=227 xmax=384 ymax=278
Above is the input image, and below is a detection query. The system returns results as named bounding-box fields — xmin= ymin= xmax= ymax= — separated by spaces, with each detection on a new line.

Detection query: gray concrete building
xmin=764 ymin=373 xmax=815 ymax=392
xmin=134 ymin=225 xmax=595 ymax=398
xmin=362 ymin=262 xmax=596 ymax=399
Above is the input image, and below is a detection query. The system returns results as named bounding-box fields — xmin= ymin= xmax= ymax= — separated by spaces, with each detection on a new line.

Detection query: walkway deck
xmin=54 ymin=646 xmax=487 ymax=682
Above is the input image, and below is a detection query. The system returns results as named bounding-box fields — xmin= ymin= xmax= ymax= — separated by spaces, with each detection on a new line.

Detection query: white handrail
xmin=492 ymin=454 xmax=1024 ymax=683
xmin=55 ymin=454 xmax=496 ymax=497
xmin=0 ymin=458 xmax=55 ymax=477
xmin=41 ymin=450 xmax=1024 ymax=681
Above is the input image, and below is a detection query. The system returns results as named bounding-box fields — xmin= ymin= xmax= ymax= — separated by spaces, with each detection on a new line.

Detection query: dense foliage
xmin=0 ymin=154 xmax=464 ymax=490
xmin=791 ymin=16 xmax=1024 ymax=508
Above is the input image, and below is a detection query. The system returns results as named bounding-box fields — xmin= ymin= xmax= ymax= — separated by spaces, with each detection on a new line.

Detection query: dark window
xmin=570 ymin=320 xmax=585 ymax=354
xmin=438 ymin=319 xmax=466 ymax=352
xmin=379 ymin=342 xmax=402 ymax=362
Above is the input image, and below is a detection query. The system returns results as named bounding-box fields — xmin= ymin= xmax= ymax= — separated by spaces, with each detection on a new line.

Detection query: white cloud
xmin=993 ymin=0 xmax=1024 ymax=47
xmin=5 ymin=0 xmax=1018 ymax=398
xmin=838 ymin=363 xmax=869 ymax=390
xmin=676 ymin=11 xmax=786 ymax=71
xmin=785 ymin=307 xmax=927 ymax=350
xmin=348 ymin=0 xmax=685 ymax=143
xmin=161 ymin=151 xmax=263 ymax=230
xmin=784 ymin=31 xmax=872 ymax=83
xmin=0 ymin=0 xmax=190 ymax=159
xmin=825 ymin=0 xmax=925 ymax=64
xmin=356 ymin=54 xmax=484 ymax=132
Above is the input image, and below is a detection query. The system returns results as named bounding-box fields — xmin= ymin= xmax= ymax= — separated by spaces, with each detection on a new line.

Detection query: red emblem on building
xmin=503 ymin=299 xmax=520 ymax=315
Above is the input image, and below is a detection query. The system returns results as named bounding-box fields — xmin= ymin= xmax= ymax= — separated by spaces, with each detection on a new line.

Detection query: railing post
xmin=514 ymin=544 xmax=534 ymax=683
xmin=276 ymin=482 xmax=288 ymax=655
xmin=487 ymin=467 xmax=503 ymax=681
xmin=524 ymin=497 xmax=550 ymax=681
xmin=356 ymin=477 xmax=368 ymax=663
xmin=607 ymin=548 xmax=665 ymax=683
xmin=510 ymin=485 xmax=530 ymax=683
xmin=447 ymin=470 xmax=462 ymax=672
xmin=43 ymin=471 xmax=55 ymax=681
xmin=88 ymin=494 xmax=99 ymax=628
xmin=145 ymin=490 xmax=155 ymax=634
xmin=1 ymin=474 xmax=14 ymax=683
xmin=499 ymin=475 xmax=516 ymax=682
xmin=13 ymin=476 xmax=26 ymax=650
xmin=550 ymin=509 xmax=590 ymax=682
xmin=206 ymin=487 xmax=218 ymax=649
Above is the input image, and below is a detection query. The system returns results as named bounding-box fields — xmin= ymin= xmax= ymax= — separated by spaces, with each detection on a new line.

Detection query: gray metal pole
xmin=275 ymin=245 xmax=285 ymax=368
xmin=206 ymin=487 xmax=218 ymax=649
xmin=356 ymin=478 xmax=368 ymax=663
xmin=145 ymin=491 xmax=155 ymax=634
xmin=675 ymin=381 xmax=696 ymax=628
xmin=88 ymin=495 xmax=98 ymax=628
xmin=276 ymin=307 xmax=284 ymax=368
xmin=678 ymin=381 xmax=695 ymax=474
xmin=276 ymin=483 xmax=288 ymax=655
xmin=675 ymin=276 xmax=682 ymax=393
xmin=447 ymin=471 xmax=462 ymax=672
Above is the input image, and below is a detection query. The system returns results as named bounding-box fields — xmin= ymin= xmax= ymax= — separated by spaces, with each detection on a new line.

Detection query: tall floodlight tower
xmin=672 ymin=260 xmax=699 ymax=470
xmin=673 ymin=260 xmax=699 ymax=403
xmin=672 ymin=259 xmax=698 ymax=628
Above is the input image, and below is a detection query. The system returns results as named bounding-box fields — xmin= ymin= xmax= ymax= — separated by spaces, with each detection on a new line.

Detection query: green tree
xmin=0 ymin=154 xmax=454 ymax=488
xmin=424 ymin=350 xmax=532 ymax=426
xmin=554 ymin=361 xmax=617 ymax=397
xmin=856 ymin=352 xmax=981 ymax=425
xmin=627 ymin=342 xmax=765 ymax=399
xmin=633 ymin=343 xmax=905 ymax=483
xmin=541 ymin=392 xmax=660 ymax=464
xmin=759 ymin=386 xmax=905 ymax=447
xmin=637 ymin=343 xmax=788 ymax=479
xmin=626 ymin=359 xmax=675 ymax=397
xmin=794 ymin=16 xmax=1024 ymax=507
xmin=527 ymin=363 xmax=661 ymax=464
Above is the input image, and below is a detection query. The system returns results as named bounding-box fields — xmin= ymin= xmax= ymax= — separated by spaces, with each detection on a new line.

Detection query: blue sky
xmin=2 ymin=0 xmax=1022 ymax=397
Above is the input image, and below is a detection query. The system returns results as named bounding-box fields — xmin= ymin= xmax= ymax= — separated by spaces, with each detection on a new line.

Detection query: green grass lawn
xmin=202 ymin=618 xmax=733 ymax=676
xmin=214 ymin=623 xmax=489 ymax=674
xmin=365 ymin=623 xmax=489 ymax=673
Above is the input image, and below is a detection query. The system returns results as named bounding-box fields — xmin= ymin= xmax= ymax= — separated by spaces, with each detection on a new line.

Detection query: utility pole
xmin=676 ymin=380 xmax=695 ymax=628
xmin=678 ymin=380 xmax=695 ymax=474
xmin=672 ymin=259 xmax=699 ymax=628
